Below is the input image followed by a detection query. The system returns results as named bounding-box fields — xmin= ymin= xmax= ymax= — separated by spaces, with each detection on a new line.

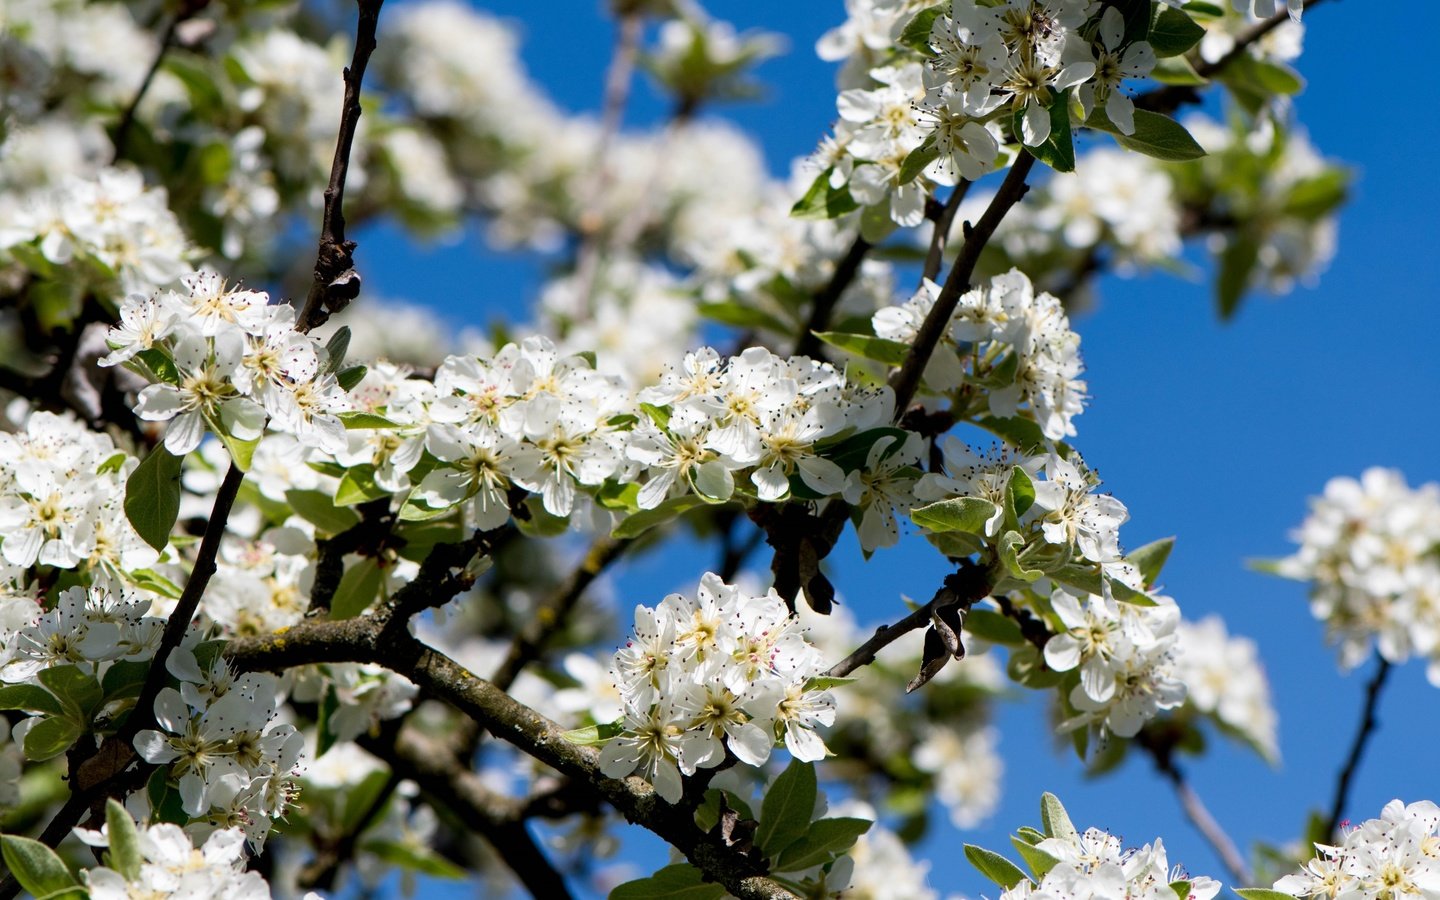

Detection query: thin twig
xmin=793 ymin=234 xmax=872 ymax=358
xmin=823 ymin=564 xmax=992 ymax=678
xmin=299 ymin=771 xmax=402 ymax=890
xmin=112 ymin=5 xmax=193 ymax=163
xmin=1326 ymin=655 xmax=1392 ymax=839
xmin=297 ymin=0 xmax=386 ymax=333
xmin=890 ymin=152 xmax=1036 ymax=416
xmin=568 ymin=9 xmax=645 ymax=315
xmin=1144 ymin=742 xmax=1252 ymax=884
xmin=489 ymin=535 xmax=632 ymax=691
xmin=921 ymin=181 xmax=972 ymax=285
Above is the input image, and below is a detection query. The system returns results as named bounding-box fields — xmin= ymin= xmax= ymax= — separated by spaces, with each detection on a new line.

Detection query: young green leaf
xmin=609 ymin=863 xmax=727 ymax=900
xmin=611 ymin=495 xmax=711 ymax=539
xmin=1126 ymin=537 xmax=1175 ymax=587
xmin=330 ymin=557 xmax=384 ymax=619
xmin=813 ymin=331 xmax=911 ymax=366
xmin=773 ymin=817 xmax=872 ymax=872
xmin=0 ymin=835 xmax=79 ymax=897
xmin=1011 ymin=836 xmax=1063 ymax=880
xmin=1040 ymin=792 xmax=1078 ymax=842
xmin=965 ymin=844 xmax=1030 ymax=889
xmin=125 ymin=445 xmax=183 ymax=552
xmin=792 ymin=169 xmax=860 ymax=220
xmin=23 ymin=716 xmax=82 ymax=761
xmin=1149 ymin=6 xmax=1206 ymax=56
xmin=0 ymin=684 xmax=66 ymax=717
xmin=105 ymin=799 xmax=143 ymax=881
xmin=910 ymin=497 xmax=998 ymax=535
xmin=756 ymin=759 xmax=817 ymax=858
xmin=287 ymin=489 xmax=362 ymax=534
xmin=1087 ymin=109 xmax=1206 ymax=161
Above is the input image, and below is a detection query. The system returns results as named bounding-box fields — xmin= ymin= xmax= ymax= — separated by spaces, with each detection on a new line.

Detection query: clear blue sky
xmin=357 ymin=2 xmax=1440 ymax=896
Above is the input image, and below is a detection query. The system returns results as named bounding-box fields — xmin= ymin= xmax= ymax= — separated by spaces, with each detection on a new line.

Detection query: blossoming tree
xmin=0 ymin=0 xmax=1430 ymax=898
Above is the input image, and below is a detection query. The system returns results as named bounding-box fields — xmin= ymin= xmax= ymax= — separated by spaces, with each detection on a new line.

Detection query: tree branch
xmin=793 ymin=234 xmax=872 ymax=358
xmin=921 ymin=182 xmax=972 ymax=285
xmin=1326 ymin=654 xmax=1392 ymax=839
xmin=228 ymin=619 xmax=799 ymax=899
xmin=823 ymin=563 xmax=992 ymax=679
xmin=1138 ymin=733 xmax=1251 ymax=885
xmin=297 ymin=0 xmax=385 ymax=333
xmin=889 ymin=152 xmax=1036 ymax=417
xmin=489 ymin=535 xmax=632 ymax=692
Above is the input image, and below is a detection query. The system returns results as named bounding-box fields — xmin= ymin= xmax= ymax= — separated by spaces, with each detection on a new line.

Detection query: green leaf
xmin=823 ymin=427 xmax=911 ymax=473
xmin=977 ymin=416 xmax=1050 ymax=454
xmin=1015 ymin=826 xmax=1046 ymax=845
xmin=23 ymin=716 xmax=82 ymax=761
xmin=610 ymin=864 xmax=726 ymax=900
xmin=214 ymin=426 xmax=259 ymax=472
xmin=964 ymin=608 xmax=1026 ymax=646
xmin=911 ymin=497 xmax=998 ymax=535
xmin=0 ymin=835 xmax=78 ymax=897
xmin=331 ymin=557 xmax=383 ymax=620
xmin=105 ymin=799 xmax=142 ymax=881
xmin=1149 ymin=5 xmax=1205 ymax=56
xmin=337 ymin=365 xmax=368 ymax=392
xmin=1040 ymin=792 xmax=1078 ymax=842
xmin=774 ymin=817 xmax=872 ymax=872
xmin=334 ymin=465 xmax=388 ymax=506
xmin=359 ymin=839 xmax=467 ymax=880
xmin=340 ymin=768 xmax=396 ymax=833
xmin=965 ymin=844 xmax=1029 ymax=889
xmin=1172 ymin=881 xmax=1192 ymax=900
xmin=1016 ymin=95 xmax=1075 ymax=173
xmin=998 ymin=531 xmax=1044 ymax=582
xmin=813 ymin=331 xmax=911 ymax=366
xmin=96 ymin=452 xmax=128 ymax=475
xmin=1087 ymin=108 xmax=1206 ymax=162
xmin=1182 ymin=1 xmax=1224 ymax=15
xmin=1282 ymin=171 xmax=1349 ymax=219
xmin=1126 ymin=537 xmax=1175 ymax=587
xmin=1234 ymin=891 xmax=1298 ymax=900
xmin=339 ymin=411 xmax=400 ymax=430
xmin=1222 ymin=56 xmax=1304 ymax=96
xmin=697 ymin=301 xmax=793 ymax=336
xmin=1011 ymin=835 xmax=1063 ymax=880
xmin=125 ymin=445 xmax=183 ymax=552
xmin=791 ymin=169 xmax=860 ymax=220
xmin=37 ymin=665 xmax=103 ymax=719
xmin=1216 ymin=230 xmax=1261 ymax=320
xmin=898 ymin=5 xmax=946 ymax=54
xmin=0 ymin=684 xmax=65 ymax=717
xmin=802 ymin=675 xmax=857 ymax=692
xmin=324 ymin=326 xmax=351 ymax=374
xmin=561 ymin=720 xmax=625 ymax=745
xmin=101 ymin=659 xmax=151 ymax=702
xmin=134 ymin=349 xmax=179 ymax=385
xmin=126 ymin=568 xmax=183 ymax=599
xmin=756 ymin=759 xmax=816 ymax=858
xmin=1151 ymin=55 xmax=1207 ymax=86
xmin=286 ymin=489 xmax=362 ymax=534
xmin=1009 ymin=466 xmax=1036 ymax=518
xmin=611 ymin=494 xmax=712 ymax=539
xmin=639 ymin=402 xmax=672 ymax=430
xmin=898 ymin=140 xmax=941 ymax=184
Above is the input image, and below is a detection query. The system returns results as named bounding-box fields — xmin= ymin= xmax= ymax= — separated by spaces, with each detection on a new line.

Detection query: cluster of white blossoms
xmin=134 ymin=647 xmax=302 ymax=846
xmin=1174 ymin=615 xmax=1279 ymax=760
xmin=0 ymin=585 xmax=163 ymax=685
xmin=0 ymin=166 xmax=192 ymax=298
xmin=1001 ymin=824 xmax=1221 ymax=900
xmin=876 ymin=268 xmax=1085 ymax=439
xmin=599 ymin=573 xmax=836 ymax=802
xmin=1274 ymin=800 xmax=1440 ymax=900
xmin=78 ymin=824 xmax=275 ymax=900
xmin=0 ymin=409 xmax=154 ymax=571
xmin=1275 ymin=469 xmax=1440 ymax=679
xmin=1043 ymin=587 xmax=1185 ymax=738
xmin=101 ymin=271 xmax=351 ymax=458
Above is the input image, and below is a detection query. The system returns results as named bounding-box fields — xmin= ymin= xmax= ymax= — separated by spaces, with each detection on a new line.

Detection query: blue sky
xmin=357 ymin=2 xmax=1440 ymax=896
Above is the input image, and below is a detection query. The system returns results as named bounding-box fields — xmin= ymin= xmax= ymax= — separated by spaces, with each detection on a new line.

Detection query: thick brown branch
xmin=297 ymin=0 xmax=385 ymax=332
xmin=228 ymin=620 xmax=798 ymax=899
